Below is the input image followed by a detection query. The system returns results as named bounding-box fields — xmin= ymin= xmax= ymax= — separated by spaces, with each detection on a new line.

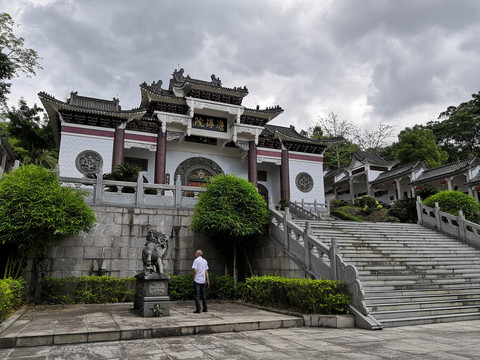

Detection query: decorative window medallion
xmin=296 ymin=172 xmax=314 ymax=193
xmin=75 ymin=150 xmax=103 ymax=174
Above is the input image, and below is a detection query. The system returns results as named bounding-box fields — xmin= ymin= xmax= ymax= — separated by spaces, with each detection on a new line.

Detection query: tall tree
xmin=391 ymin=126 xmax=448 ymax=168
xmin=0 ymin=13 xmax=42 ymax=106
xmin=426 ymin=91 xmax=480 ymax=161
xmin=1 ymin=99 xmax=56 ymax=167
xmin=0 ymin=165 xmax=96 ymax=278
xmin=305 ymin=112 xmax=356 ymax=169
xmin=190 ymin=174 xmax=271 ymax=285
xmin=314 ymin=112 xmax=355 ymax=139
xmin=354 ymin=122 xmax=396 ymax=153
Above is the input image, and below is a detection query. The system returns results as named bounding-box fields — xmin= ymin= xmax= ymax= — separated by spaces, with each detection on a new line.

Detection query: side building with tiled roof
xmin=325 ymin=153 xmax=480 ymax=204
xmin=325 ymin=150 xmax=398 ymax=204
xmin=410 ymin=157 xmax=480 ymax=201
xmin=39 ymin=69 xmax=341 ymax=206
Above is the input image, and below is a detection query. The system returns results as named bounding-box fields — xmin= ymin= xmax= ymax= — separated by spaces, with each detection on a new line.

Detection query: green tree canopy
xmin=190 ymin=174 xmax=271 ymax=282
xmin=423 ymin=190 xmax=480 ymax=224
xmin=0 ymin=13 xmax=42 ymax=106
xmin=391 ymin=126 xmax=448 ymax=168
xmin=0 ymin=99 xmax=56 ymax=167
xmin=425 ymin=91 xmax=480 ymax=161
xmin=323 ymin=139 xmax=360 ymax=169
xmin=0 ymin=165 xmax=96 ymax=278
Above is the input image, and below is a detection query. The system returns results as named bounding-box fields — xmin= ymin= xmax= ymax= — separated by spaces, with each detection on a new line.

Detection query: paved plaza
xmin=0 ymin=302 xmax=479 ymax=359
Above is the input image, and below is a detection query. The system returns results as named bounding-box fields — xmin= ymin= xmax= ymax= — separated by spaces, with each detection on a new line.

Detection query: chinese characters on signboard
xmin=192 ymin=114 xmax=227 ymax=132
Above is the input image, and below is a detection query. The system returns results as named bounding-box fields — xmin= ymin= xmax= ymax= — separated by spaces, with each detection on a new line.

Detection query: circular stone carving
xmin=295 ymin=172 xmax=314 ymax=193
xmin=75 ymin=150 xmax=103 ymax=174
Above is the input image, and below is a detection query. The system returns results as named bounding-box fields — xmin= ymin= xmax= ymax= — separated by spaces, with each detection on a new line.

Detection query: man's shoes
xmin=193 ymin=310 xmax=201 ymax=313
xmin=202 ymin=309 xmax=208 ymax=312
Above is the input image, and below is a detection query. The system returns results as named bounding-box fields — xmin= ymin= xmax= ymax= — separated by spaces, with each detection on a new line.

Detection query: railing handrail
xmin=416 ymin=196 xmax=480 ymax=250
xmin=58 ymin=173 xmax=206 ymax=209
xmin=268 ymin=204 xmax=372 ymax=325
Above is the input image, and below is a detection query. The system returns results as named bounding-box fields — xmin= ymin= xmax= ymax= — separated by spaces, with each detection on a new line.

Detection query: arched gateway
xmin=174 ymin=157 xmax=223 ymax=186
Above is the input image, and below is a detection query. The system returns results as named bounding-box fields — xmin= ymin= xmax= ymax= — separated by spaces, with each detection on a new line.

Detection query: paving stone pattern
xmin=1 ymin=319 xmax=479 ymax=359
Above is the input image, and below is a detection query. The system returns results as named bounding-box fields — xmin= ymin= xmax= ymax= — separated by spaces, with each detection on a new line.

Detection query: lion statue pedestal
xmin=134 ymin=229 xmax=171 ymax=317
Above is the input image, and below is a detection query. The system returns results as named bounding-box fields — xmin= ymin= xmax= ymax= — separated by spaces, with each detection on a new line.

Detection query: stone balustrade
xmin=417 ymin=196 xmax=480 ymax=250
xmin=59 ymin=173 xmax=206 ymax=209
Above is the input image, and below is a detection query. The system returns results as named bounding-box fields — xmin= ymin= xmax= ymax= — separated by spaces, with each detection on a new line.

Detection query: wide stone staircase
xmin=292 ymin=219 xmax=480 ymax=327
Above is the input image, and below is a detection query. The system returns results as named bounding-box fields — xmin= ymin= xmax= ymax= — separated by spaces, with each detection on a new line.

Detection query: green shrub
xmin=0 ymin=165 xmax=96 ymax=278
xmin=388 ymin=197 xmax=418 ymax=223
xmin=244 ymin=275 xmax=351 ymax=315
xmin=0 ymin=277 xmax=26 ymax=323
xmin=169 ymin=274 xmax=244 ymax=301
xmin=330 ymin=209 xmax=364 ymax=222
xmin=355 ymin=195 xmax=377 ymax=209
xmin=330 ymin=199 xmax=343 ymax=208
xmin=361 ymin=207 xmax=374 ymax=216
xmin=383 ymin=216 xmax=401 ymax=223
xmin=423 ymin=190 xmax=480 ymax=223
xmin=416 ymin=187 xmax=438 ymax=200
xmin=42 ymin=276 xmax=136 ymax=304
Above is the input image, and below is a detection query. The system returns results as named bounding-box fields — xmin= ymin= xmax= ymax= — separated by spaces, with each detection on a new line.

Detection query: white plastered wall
xmin=289 ymin=157 xmax=325 ymax=204
xmin=58 ymin=133 xmax=114 ymax=177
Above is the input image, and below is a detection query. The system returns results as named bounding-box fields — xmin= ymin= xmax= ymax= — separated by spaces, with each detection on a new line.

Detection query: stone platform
xmin=0 ymin=301 xmax=303 ymax=349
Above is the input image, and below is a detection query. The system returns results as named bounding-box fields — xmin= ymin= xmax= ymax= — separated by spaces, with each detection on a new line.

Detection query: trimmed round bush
xmin=423 ymin=190 xmax=480 ymax=223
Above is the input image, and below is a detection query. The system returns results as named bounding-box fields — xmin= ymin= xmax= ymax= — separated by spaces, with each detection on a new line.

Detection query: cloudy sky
xmin=2 ymin=0 xmax=480 ymax=141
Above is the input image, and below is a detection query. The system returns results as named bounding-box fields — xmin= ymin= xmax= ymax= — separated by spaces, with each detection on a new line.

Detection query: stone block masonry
xmin=22 ymin=205 xmax=305 ymax=296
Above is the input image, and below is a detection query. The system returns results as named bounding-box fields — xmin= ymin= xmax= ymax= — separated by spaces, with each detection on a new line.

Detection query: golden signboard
xmin=192 ymin=114 xmax=227 ymax=132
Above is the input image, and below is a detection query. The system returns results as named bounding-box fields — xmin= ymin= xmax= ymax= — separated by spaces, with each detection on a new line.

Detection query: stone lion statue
xmin=142 ymin=229 xmax=170 ymax=275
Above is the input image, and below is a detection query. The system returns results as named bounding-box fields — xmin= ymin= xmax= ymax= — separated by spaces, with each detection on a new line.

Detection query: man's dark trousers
xmin=194 ymin=281 xmax=207 ymax=312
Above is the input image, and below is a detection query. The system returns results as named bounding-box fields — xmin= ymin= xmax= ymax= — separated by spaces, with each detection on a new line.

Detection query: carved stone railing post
xmin=95 ymin=169 xmax=103 ymax=204
xmin=283 ymin=207 xmax=291 ymax=250
xmin=303 ymin=221 xmax=312 ymax=270
xmin=416 ymin=196 xmax=423 ymax=225
xmin=329 ymin=239 xmax=339 ymax=280
xmin=434 ymin=202 xmax=441 ymax=230
xmin=458 ymin=210 xmax=466 ymax=240
xmin=175 ymin=175 xmax=182 ymax=208
xmin=336 ymin=256 xmax=370 ymax=316
xmin=136 ymin=171 xmax=144 ymax=206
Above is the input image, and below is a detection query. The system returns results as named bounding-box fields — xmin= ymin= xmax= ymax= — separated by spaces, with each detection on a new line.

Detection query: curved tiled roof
xmin=169 ymin=68 xmax=249 ymax=95
xmin=38 ymin=92 xmax=145 ymax=116
xmin=370 ymin=161 xmax=426 ymax=185
xmin=263 ymin=124 xmax=344 ymax=147
xmin=465 ymin=171 xmax=480 ymax=186
xmin=410 ymin=157 xmax=480 ymax=185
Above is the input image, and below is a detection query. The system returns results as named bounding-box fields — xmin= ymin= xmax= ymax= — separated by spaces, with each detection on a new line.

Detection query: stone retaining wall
xmin=23 ymin=205 xmax=305 ymax=295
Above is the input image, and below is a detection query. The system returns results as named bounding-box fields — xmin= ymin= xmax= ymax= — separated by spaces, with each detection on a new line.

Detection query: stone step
xmin=341 ymin=255 xmax=480 ymax=261
xmin=365 ymin=291 xmax=480 ymax=305
xmin=288 ymin=218 xmax=480 ymax=327
xmin=359 ymin=273 xmax=480 ymax=282
xmin=358 ymin=268 xmax=480 ymax=276
xmin=340 ymin=248 xmax=478 ymax=253
xmin=371 ymin=304 xmax=480 ymax=320
xmin=362 ymin=277 xmax=480 ymax=287
xmin=364 ymin=286 xmax=480 ymax=298
xmin=351 ymin=259 xmax=480 ymax=265
xmin=369 ymin=298 xmax=480 ymax=312
xmin=363 ymin=281 xmax=480 ymax=292
xmin=357 ymin=265 xmax=480 ymax=273
xmin=379 ymin=312 xmax=480 ymax=328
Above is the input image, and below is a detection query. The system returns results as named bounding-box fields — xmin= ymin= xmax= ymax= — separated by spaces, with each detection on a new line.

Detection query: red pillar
xmin=154 ymin=129 xmax=167 ymax=184
xmin=280 ymin=147 xmax=290 ymax=202
xmin=248 ymin=141 xmax=257 ymax=187
xmin=112 ymin=127 xmax=125 ymax=170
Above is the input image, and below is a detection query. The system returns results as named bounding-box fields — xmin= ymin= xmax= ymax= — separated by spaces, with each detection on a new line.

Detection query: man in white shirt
xmin=192 ymin=249 xmax=209 ymax=313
